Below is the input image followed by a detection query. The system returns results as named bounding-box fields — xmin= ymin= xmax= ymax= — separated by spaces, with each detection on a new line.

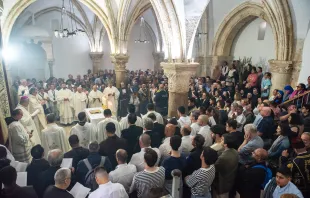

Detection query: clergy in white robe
xmin=37 ymin=87 xmax=50 ymax=111
xmin=69 ymin=112 xmax=97 ymax=148
xmin=41 ymin=114 xmax=70 ymax=158
xmin=8 ymin=109 xmax=32 ymax=163
xmin=102 ymin=83 xmax=120 ymax=116
xmin=142 ymin=104 xmax=164 ymax=125
xmin=57 ymin=83 xmax=73 ymax=125
xmin=16 ymin=96 xmax=41 ymax=145
xmin=97 ymin=109 xmax=121 ymax=142
xmin=119 ymin=104 xmax=143 ymax=130
xmin=72 ymin=87 xmax=88 ymax=119
xmin=17 ymin=79 xmax=29 ymax=97
xmin=48 ymin=84 xmax=59 ymax=118
xmin=88 ymin=85 xmax=103 ymax=108
xmin=28 ymin=88 xmax=47 ymax=135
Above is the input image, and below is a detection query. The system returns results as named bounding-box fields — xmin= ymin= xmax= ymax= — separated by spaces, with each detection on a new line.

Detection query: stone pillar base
xmin=161 ymin=62 xmax=199 ymax=118
xmin=89 ymin=52 xmax=104 ymax=74
xmin=111 ymin=54 xmax=129 ymax=88
xmin=269 ymin=60 xmax=293 ymax=91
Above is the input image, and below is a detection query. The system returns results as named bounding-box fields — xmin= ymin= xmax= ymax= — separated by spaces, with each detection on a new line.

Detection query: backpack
xmin=84 ymin=156 xmax=106 ymax=191
xmin=252 ymin=164 xmax=272 ymax=189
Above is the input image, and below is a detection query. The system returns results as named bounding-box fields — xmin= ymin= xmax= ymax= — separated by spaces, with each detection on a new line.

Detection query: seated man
xmin=26 ymin=145 xmax=50 ymax=187
xmin=64 ymin=135 xmax=89 ymax=169
xmin=129 ymin=134 xmax=161 ymax=172
xmin=109 ymin=149 xmax=137 ymax=192
xmin=89 ymin=166 xmax=128 ymax=198
xmin=43 ymin=168 xmax=74 ymax=198
xmin=0 ymin=166 xmax=38 ymax=198
xmin=130 ymin=148 xmax=165 ymax=198
xmin=76 ymin=141 xmax=112 ymax=185
xmin=238 ymin=124 xmax=264 ymax=165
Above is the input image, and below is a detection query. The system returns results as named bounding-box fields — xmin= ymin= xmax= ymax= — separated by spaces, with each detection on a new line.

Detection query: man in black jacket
xmin=26 ymin=145 xmax=49 ymax=187
xmin=143 ymin=117 xmax=161 ymax=148
xmin=121 ymin=114 xmax=143 ymax=161
xmin=64 ymin=135 xmax=89 ymax=169
xmin=154 ymin=84 xmax=168 ymax=116
xmin=148 ymin=113 xmax=165 ymax=141
xmin=99 ymin=122 xmax=128 ymax=169
xmin=237 ymin=148 xmax=268 ymax=198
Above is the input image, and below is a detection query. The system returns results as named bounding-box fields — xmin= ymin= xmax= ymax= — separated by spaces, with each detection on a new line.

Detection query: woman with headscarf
xmin=289 ymin=83 xmax=307 ymax=108
xmin=283 ymin=85 xmax=294 ymax=102
xmin=273 ymin=90 xmax=284 ymax=105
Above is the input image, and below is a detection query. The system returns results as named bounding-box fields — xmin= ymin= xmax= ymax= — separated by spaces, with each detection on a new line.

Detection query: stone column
xmin=161 ymin=62 xmax=199 ymax=117
xmin=153 ymin=52 xmax=165 ymax=71
xmin=111 ymin=54 xmax=129 ymax=88
xmin=89 ymin=52 xmax=104 ymax=74
xmin=48 ymin=60 xmax=55 ymax=78
xmin=269 ymin=60 xmax=293 ymax=91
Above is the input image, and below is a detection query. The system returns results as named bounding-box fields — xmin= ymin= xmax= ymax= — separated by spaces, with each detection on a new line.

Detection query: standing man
xmin=118 ymin=82 xmax=130 ymax=118
xmin=57 ymin=83 xmax=73 ymax=125
xmin=48 ymin=84 xmax=59 ymax=119
xmin=88 ymin=85 xmax=103 ymax=108
xmin=7 ymin=109 xmax=32 ymax=163
xmin=18 ymin=79 xmax=29 ymax=98
xmin=72 ymin=87 xmax=88 ymax=120
xmin=138 ymin=84 xmax=149 ymax=115
xmin=16 ymin=96 xmax=41 ymax=145
xmin=103 ymin=82 xmax=120 ymax=117
xmin=154 ymin=84 xmax=168 ymax=117
xmin=28 ymin=87 xmax=47 ymax=133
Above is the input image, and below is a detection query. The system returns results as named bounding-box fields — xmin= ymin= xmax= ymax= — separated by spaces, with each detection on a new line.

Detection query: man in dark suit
xmin=200 ymin=92 xmax=210 ymax=108
xmin=121 ymin=114 xmax=143 ymax=161
xmin=26 ymin=145 xmax=49 ymax=187
xmin=143 ymin=117 xmax=161 ymax=148
xmin=99 ymin=122 xmax=128 ymax=169
xmin=148 ymin=113 xmax=165 ymax=141
xmin=64 ymin=135 xmax=89 ymax=169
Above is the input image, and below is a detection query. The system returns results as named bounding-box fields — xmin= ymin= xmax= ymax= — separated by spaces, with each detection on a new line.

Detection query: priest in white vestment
xmin=119 ymin=104 xmax=143 ymax=131
xmin=102 ymin=83 xmax=120 ymax=116
xmin=41 ymin=114 xmax=70 ymax=158
xmin=72 ymin=87 xmax=88 ymax=120
xmin=28 ymin=88 xmax=47 ymax=135
xmin=142 ymin=103 xmax=164 ymax=125
xmin=17 ymin=79 xmax=29 ymax=97
xmin=88 ymin=85 xmax=103 ymax=108
xmin=16 ymin=96 xmax=41 ymax=145
xmin=97 ymin=109 xmax=121 ymax=142
xmin=57 ymin=83 xmax=73 ymax=125
xmin=8 ymin=109 xmax=32 ymax=163
xmin=37 ymin=87 xmax=50 ymax=112
xmin=48 ymin=84 xmax=59 ymax=118
xmin=69 ymin=112 xmax=97 ymax=148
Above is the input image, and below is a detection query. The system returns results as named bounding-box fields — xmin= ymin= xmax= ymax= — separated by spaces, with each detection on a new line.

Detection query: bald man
xmin=257 ymin=107 xmax=274 ymax=149
xmin=159 ymin=124 xmax=176 ymax=160
xmin=72 ymin=87 xmax=88 ymax=119
xmin=197 ymin=115 xmax=212 ymax=147
xmin=237 ymin=148 xmax=269 ymax=198
xmin=88 ymin=85 xmax=103 ymax=108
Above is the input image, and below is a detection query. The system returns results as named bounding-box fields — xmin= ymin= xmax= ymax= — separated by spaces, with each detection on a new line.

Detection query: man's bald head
xmin=198 ymin=115 xmax=208 ymax=126
xmin=253 ymin=148 xmax=268 ymax=162
xmin=116 ymin=149 xmax=128 ymax=164
xmin=47 ymin=149 xmax=63 ymax=167
xmin=165 ymin=124 xmax=176 ymax=137
xmin=77 ymin=87 xmax=82 ymax=93
xmin=139 ymin=133 xmax=151 ymax=148
xmin=182 ymin=125 xmax=191 ymax=136
xmin=261 ymin=107 xmax=271 ymax=117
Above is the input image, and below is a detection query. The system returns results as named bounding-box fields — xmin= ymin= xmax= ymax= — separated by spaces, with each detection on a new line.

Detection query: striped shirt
xmin=185 ymin=165 xmax=216 ymax=196
xmin=130 ymin=166 xmax=165 ymax=198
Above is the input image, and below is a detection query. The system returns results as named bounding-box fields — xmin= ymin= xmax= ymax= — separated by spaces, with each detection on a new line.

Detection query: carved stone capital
xmin=152 ymin=52 xmax=165 ymax=61
xmin=161 ymin=62 xmax=199 ymax=93
xmin=89 ymin=52 xmax=104 ymax=62
xmin=268 ymin=60 xmax=293 ymax=74
xmin=111 ymin=54 xmax=129 ymax=71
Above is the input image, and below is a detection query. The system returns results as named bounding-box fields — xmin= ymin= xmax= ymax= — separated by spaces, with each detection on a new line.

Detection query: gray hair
xmin=244 ymin=124 xmax=257 ymax=134
xmin=88 ymin=141 xmax=99 ymax=152
xmin=143 ymin=118 xmax=154 ymax=130
xmin=54 ymin=168 xmax=71 ymax=185
xmin=47 ymin=149 xmax=64 ymax=167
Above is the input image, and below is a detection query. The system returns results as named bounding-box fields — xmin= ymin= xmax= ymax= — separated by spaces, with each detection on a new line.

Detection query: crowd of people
xmin=1 ymin=61 xmax=310 ymax=198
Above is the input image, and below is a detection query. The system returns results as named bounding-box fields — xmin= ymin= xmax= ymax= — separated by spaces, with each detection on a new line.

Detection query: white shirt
xmin=190 ymin=122 xmax=201 ymax=137
xmin=129 ymin=147 xmax=161 ymax=172
xmin=180 ymin=135 xmax=194 ymax=153
xmin=119 ymin=114 xmax=143 ymax=131
xmin=159 ymin=137 xmax=172 ymax=159
xmin=142 ymin=111 xmax=164 ymax=125
xmin=178 ymin=116 xmax=191 ymax=128
xmin=198 ymin=125 xmax=212 ymax=147
xmin=89 ymin=181 xmax=128 ymax=198
xmin=208 ymin=116 xmax=216 ymax=126
xmin=109 ymin=163 xmax=137 ymax=192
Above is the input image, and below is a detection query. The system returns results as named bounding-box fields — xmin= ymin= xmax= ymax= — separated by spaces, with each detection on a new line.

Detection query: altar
xmin=85 ymin=107 xmax=105 ymax=125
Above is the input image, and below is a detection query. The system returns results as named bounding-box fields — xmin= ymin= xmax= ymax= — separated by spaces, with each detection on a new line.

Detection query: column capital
xmin=89 ymin=52 xmax=104 ymax=61
xmin=161 ymin=62 xmax=199 ymax=93
xmin=268 ymin=60 xmax=293 ymax=74
xmin=152 ymin=52 xmax=165 ymax=60
xmin=110 ymin=54 xmax=129 ymax=70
